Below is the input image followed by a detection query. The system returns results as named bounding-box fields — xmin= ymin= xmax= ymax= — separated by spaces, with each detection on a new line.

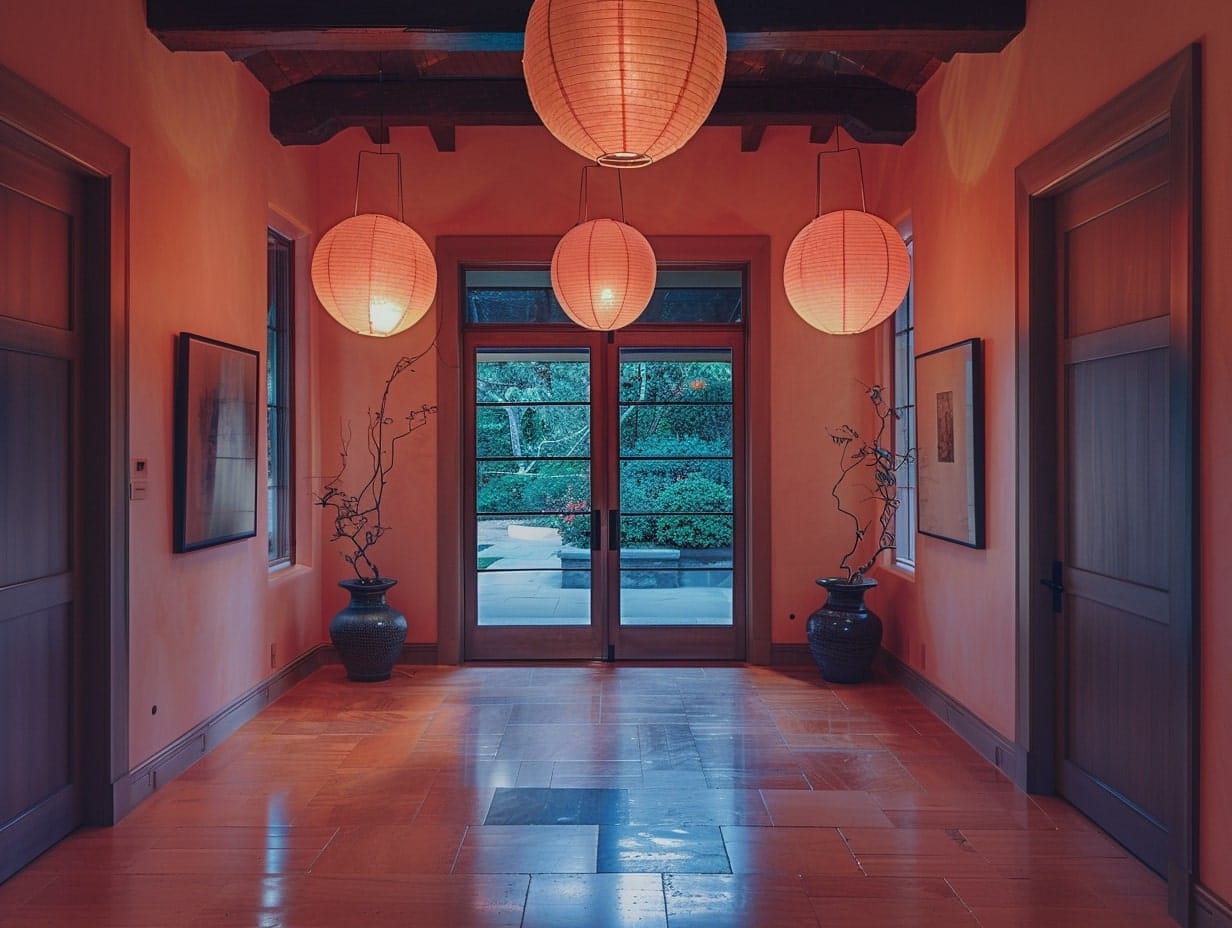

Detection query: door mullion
xmin=596 ymin=333 xmax=618 ymax=659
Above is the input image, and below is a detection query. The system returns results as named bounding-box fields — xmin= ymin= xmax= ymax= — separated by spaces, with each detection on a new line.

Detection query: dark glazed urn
xmin=806 ymin=577 xmax=883 ymax=684
xmin=330 ymin=578 xmax=407 ymax=682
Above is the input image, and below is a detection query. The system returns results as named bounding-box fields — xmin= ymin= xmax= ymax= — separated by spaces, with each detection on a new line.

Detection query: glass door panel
xmin=462 ymin=267 xmax=746 ymax=661
xmin=615 ymin=348 xmax=735 ymax=629
xmin=473 ymin=348 xmax=594 ymax=634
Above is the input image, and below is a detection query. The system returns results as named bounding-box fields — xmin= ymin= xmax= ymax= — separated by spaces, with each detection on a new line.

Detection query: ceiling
xmin=146 ymin=1 xmax=1026 ymax=151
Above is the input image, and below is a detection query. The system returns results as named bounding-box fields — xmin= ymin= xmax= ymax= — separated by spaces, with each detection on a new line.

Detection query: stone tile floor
xmin=0 ymin=663 xmax=1173 ymax=926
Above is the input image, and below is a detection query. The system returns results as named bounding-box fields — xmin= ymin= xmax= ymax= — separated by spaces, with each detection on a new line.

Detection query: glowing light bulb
xmin=368 ymin=300 xmax=405 ymax=335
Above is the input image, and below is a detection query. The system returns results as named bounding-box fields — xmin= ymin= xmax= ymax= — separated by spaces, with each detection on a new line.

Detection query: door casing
xmin=0 ymin=64 xmax=130 ymax=867
xmin=436 ymin=236 xmax=772 ymax=665
xmin=1014 ymin=46 xmax=1197 ymax=921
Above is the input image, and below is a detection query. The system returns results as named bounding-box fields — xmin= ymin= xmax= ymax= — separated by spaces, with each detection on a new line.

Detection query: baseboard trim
xmin=316 ymin=642 xmax=440 ymax=666
xmin=1195 ymin=883 xmax=1232 ymax=928
xmin=113 ymin=645 xmax=328 ymax=820
xmin=880 ymin=649 xmax=1025 ymax=785
xmin=401 ymin=643 xmax=438 ymax=664
xmin=769 ymin=643 xmax=814 ymax=666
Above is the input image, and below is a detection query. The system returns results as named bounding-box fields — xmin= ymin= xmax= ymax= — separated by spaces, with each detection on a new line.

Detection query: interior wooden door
xmin=0 ymin=139 xmax=85 ymax=881
xmin=1052 ymin=134 xmax=1174 ymax=875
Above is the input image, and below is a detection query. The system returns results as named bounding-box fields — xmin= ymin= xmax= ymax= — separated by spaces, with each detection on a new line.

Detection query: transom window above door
xmin=464 ymin=269 xmax=744 ymax=325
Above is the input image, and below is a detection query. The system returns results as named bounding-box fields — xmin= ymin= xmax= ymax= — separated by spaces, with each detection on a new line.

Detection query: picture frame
xmin=915 ymin=337 xmax=985 ymax=548
xmin=173 ymin=332 xmax=260 ymax=552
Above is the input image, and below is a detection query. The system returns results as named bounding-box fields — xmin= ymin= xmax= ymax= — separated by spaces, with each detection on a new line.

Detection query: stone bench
xmin=558 ymin=546 xmax=681 ymax=589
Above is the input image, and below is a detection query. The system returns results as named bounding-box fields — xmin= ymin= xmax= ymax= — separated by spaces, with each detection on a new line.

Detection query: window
xmin=465 ymin=269 xmax=743 ymax=324
xmin=267 ymin=230 xmax=294 ymax=566
xmin=892 ymin=235 xmax=916 ymax=569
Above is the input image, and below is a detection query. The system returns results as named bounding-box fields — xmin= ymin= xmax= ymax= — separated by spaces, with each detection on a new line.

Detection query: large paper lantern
xmin=311 ymin=213 xmax=437 ymax=338
xmin=784 ymin=210 xmax=911 ymax=336
xmin=551 ymin=218 xmax=657 ymax=330
xmin=523 ymin=0 xmax=727 ymax=167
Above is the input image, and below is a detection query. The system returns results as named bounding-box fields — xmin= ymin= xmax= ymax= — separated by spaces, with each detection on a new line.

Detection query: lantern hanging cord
xmin=351 ymin=59 xmax=405 ymax=222
xmin=575 ymin=164 xmax=630 ymax=224
xmin=353 ymin=150 xmax=406 ymax=224
xmin=814 ymin=138 xmax=867 ymax=217
xmin=576 ymin=165 xmax=591 ymax=225
xmin=378 ymin=60 xmax=386 ymax=156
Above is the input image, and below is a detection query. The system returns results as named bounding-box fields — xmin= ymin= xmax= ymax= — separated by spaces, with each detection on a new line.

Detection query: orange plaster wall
xmin=869 ymin=0 xmax=1232 ymax=900
xmin=0 ymin=0 xmax=322 ymax=767
xmin=311 ymin=125 xmax=884 ymax=645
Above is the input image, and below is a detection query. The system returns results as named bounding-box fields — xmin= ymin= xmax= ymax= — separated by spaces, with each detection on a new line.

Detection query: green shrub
xmin=619 ymin=435 xmax=730 ymax=514
xmin=653 ymin=475 xmax=733 ymax=549
xmin=556 ymin=499 xmax=592 ymax=547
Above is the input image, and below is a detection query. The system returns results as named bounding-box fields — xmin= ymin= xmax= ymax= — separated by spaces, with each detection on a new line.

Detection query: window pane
xmin=892 ymin=235 xmax=915 ymax=568
xmin=267 ymin=230 xmax=293 ymax=566
xmin=618 ymin=353 xmax=734 ymax=403
xmin=476 ymin=460 xmax=590 ymax=515
xmin=476 ymin=404 xmax=590 ymax=458
xmin=465 ymin=269 xmax=743 ymax=325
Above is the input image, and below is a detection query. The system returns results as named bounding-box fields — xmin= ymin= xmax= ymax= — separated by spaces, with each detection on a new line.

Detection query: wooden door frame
xmin=462 ymin=331 xmax=609 ymax=661
xmin=435 ymin=235 xmax=772 ymax=665
xmin=1014 ymin=46 xmax=1198 ymax=920
xmin=604 ymin=330 xmax=747 ymax=661
xmin=0 ymin=66 xmax=130 ymax=827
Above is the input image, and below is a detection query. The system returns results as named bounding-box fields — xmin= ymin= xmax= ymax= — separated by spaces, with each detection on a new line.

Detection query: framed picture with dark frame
xmin=173 ymin=332 xmax=260 ymax=552
xmin=915 ymin=337 xmax=985 ymax=548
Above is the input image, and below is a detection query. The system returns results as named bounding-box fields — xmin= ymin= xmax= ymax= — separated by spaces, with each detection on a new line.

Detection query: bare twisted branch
xmin=316 ymin=349 xmax=438 ymax=581
xmin=828 ymin=383 xmax=915 ymax=582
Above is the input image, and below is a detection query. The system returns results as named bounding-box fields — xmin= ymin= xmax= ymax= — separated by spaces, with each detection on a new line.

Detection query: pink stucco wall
xmin=4 ymin=0 xmax=1231 ymax=906
xmin=0 ymin=0 xmax=322 ymax=767
xmin=871 ymin=0 xmax=1232 ymax=900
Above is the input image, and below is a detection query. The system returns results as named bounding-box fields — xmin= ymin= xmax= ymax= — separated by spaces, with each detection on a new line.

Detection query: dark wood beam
xmin=740 ymin=125 xmax=766 ymax=153
xmin=270 ymin=79 xmax=537 ymax=145
xmin=711 ymin=80 xmax=915 ymax=144
xmin=428 ymin=125 xmax=457 ymax=153
xmin=269 ymin=76 xmax=915 ymax=146
xmin=148 ymin=0 xmax=1024 ymax=57
xmin=810 ymin=125 xmax=837 ymax=145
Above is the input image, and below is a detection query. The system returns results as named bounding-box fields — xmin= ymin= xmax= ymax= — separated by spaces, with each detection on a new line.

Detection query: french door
xmin=463 ymin=327 xmax=744 ymax=661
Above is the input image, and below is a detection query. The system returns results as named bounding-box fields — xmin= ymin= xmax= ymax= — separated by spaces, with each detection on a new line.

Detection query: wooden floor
xmin=0 ymin=663 xmax=1172 ymax=926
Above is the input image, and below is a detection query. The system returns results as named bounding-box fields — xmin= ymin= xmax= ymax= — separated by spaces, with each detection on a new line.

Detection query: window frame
xmin=267 ymin=228 xmax=295 ymax=568
xmin=891 ymin=231 xmax=916 ymax=571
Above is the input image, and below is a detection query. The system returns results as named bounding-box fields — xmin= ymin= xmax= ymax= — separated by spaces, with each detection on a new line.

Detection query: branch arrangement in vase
xmin=827 ymin=383 xmax=914 ymax=582
xmin=316 ymin=350 xmax=437 ymax=582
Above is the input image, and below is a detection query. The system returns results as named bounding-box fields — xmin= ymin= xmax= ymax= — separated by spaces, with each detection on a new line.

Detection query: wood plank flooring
xmin=0 ymin=664 xmax=1173 ymax=926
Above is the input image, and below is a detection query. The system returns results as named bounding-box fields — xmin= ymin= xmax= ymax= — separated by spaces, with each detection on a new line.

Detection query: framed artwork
xmin=915 ymin=337 xmax=985 ymax=548
xmin=173 ymin=332 xmax=260 ymax=552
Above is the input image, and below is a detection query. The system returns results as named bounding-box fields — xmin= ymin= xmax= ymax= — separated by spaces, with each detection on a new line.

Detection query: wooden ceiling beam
xmin=740 ymin=125 xmax=767 ymax=153
xmin=148 ymin=0 xmax=1024 ymax=58
xmin=269 ymin=76 xmax=915 ymax=146
xmin=428 ymin=125 xmax=457 ymax=153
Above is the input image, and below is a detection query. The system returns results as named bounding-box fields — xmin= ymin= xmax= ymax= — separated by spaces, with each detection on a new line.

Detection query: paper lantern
xmin=311 ymin=213 xmax=437 ymax=337
xmin=523 ymin=0 xmax=727 ymax=167
xmin=551 ymin=218 xmax=657 ymax=330
xmin=783 ymin=210 xmax=911 ymax=335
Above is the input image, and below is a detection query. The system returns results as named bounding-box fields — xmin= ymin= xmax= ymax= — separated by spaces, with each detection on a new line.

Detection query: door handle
xmin=1040 ymin=560 xmax=1064 ymax=613
xmin=608 ymin=509 xmax=620 ymax=551
xmin=590 ymin=509 xmax=601 ymax=552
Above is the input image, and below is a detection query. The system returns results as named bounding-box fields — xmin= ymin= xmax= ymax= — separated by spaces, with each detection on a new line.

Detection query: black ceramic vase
xmin=330 ymin=578 xmax=407 ymax=682
xmin=806 ymin=577 xmax=883 ymax=684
